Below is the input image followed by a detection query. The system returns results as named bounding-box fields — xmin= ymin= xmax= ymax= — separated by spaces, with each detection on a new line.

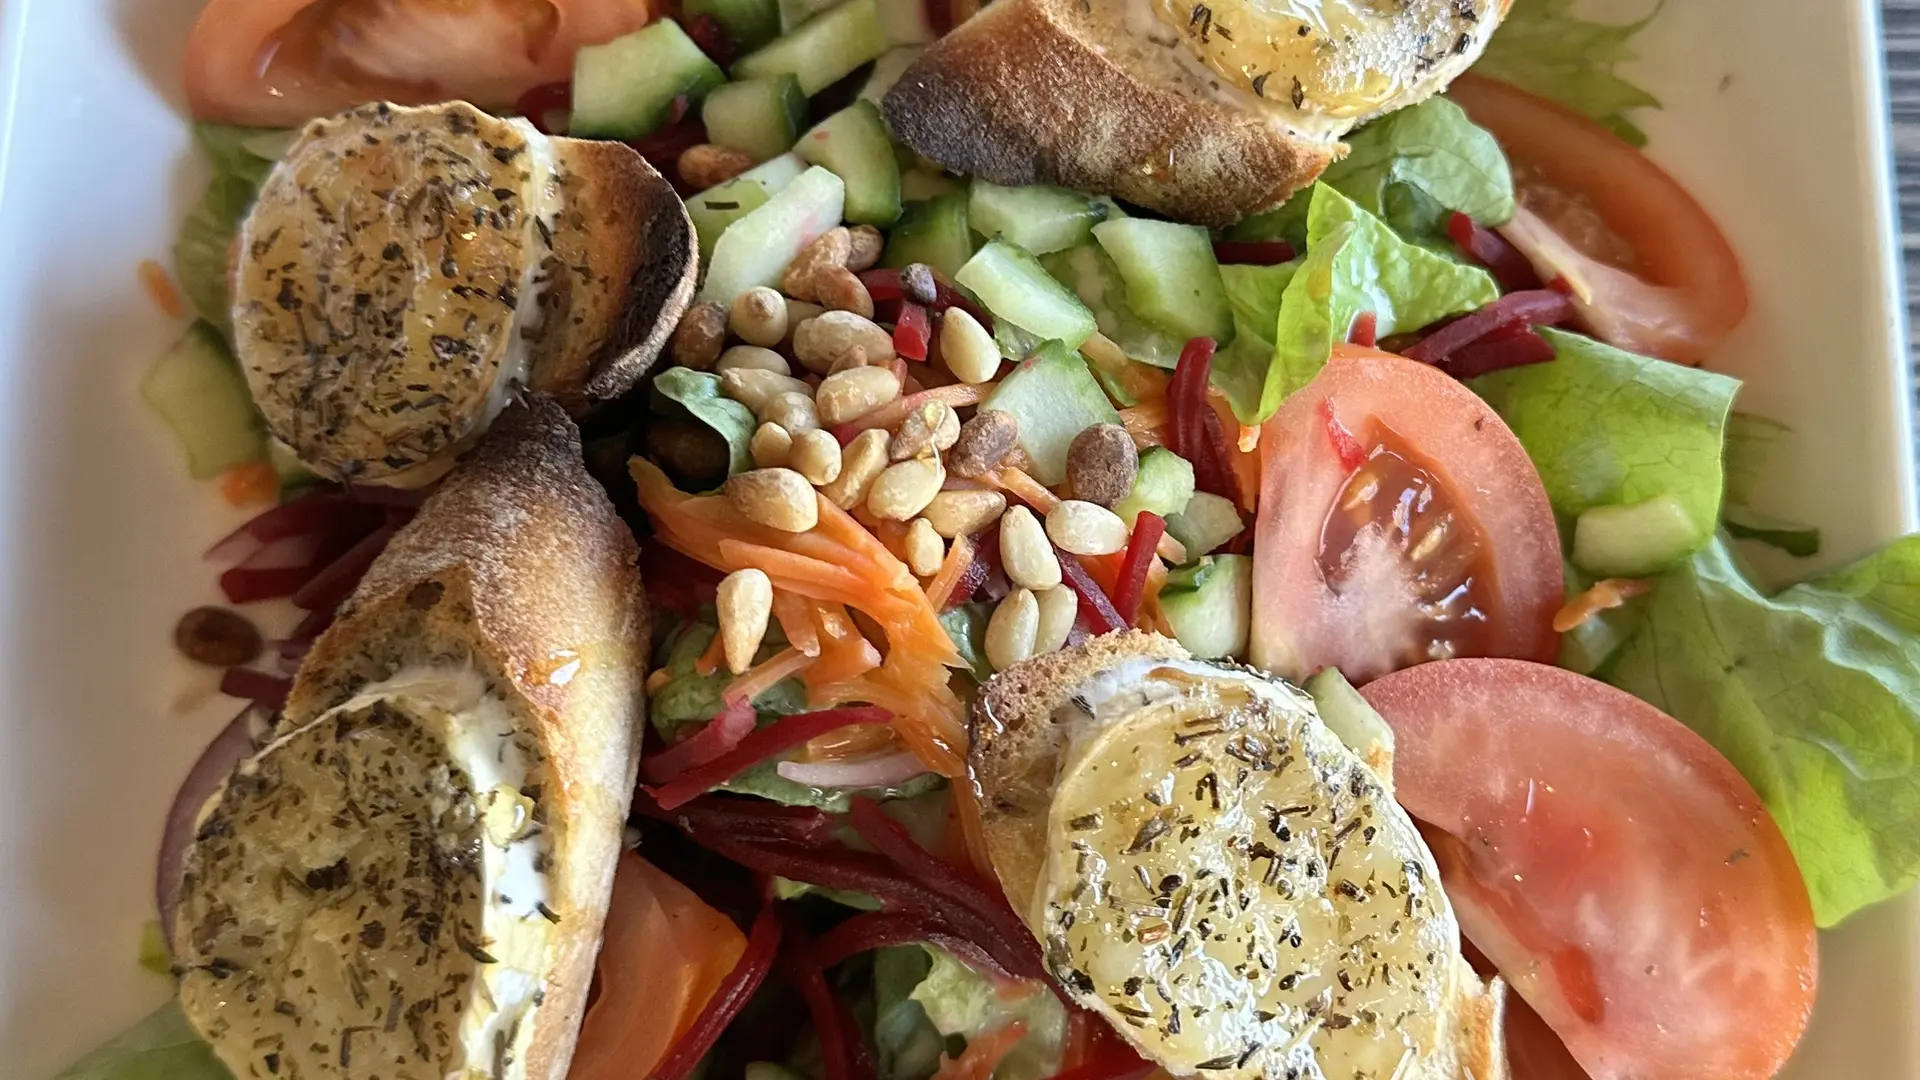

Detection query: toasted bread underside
xmin=288 ymin=396 xmax=649 ymax=1080
xmin=883 ymin=0 xmax=1334 ymax=228
xmin=529 ymin=140 xmax=697 ymax=415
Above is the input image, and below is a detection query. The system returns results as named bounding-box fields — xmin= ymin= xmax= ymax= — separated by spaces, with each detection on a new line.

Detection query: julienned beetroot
xmin=649 ymin=903 xmax=783 ymax=1080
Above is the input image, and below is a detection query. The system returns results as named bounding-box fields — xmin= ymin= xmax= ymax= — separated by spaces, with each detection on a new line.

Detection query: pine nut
xmin=814 ymin=265 xmax=875 ymax=318
xmin=985 ymin=588 xmax=1040 ymax=672
xmin=750 ymin=422 xmax=793 ymax=468
xmin=790 ymin=429 xmax=843 ymax=485
xmin=846 ymin=225 xmax=885 ymax=271
xmin=783 ymin=300 xmax=826 ymax=355
xmin=816 ymin=365 xmax=902 ymax=425
xmin=670 ymin=301 xmax=728 ymax=370
xmin=716 ymin=568 xmax=772 ymax=674
xmin=921 ymin=489 xmax=1007 ymax=538
xmin=939 ymin=308 xmax=1001 ymax=384
xmin=889 ymin=400 xmax=960 ymax=461
xmin=905 ymin=517 xmax=946 ymax=577
xmin=1033 ymin=585 xmax=1078 ymax=655
xmin=867 ymin=454 xmax=945 ymax=521
xmin=726 ymin=468 xmax=818 ymax=532
xmin=822 ymin=429 xmax=889 ymax=509
xmin=760 ymin=391 xmax=820 ymax=434
xmin=1046 ymin=500 xmax=1130 ymax=557
xmin=730 ymin=287 xmax=790 ymax=347
xmin=716 ymin=345 xmax=790 ymax=376
xmin=721 ymin=368 xmax=811 ymax=412
xmin=782 ymin=227 xmax=851 ymax=302
xmin=794 ymin=311 xmax=894 ymax=375
xmin=1000 ymin=505 xmax=1062 ymax=590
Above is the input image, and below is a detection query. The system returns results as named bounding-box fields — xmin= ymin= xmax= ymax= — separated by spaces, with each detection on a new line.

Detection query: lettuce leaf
xmin=1607 ymin=535 xmax=1920 ymax=926
xmin=173 ymin=125 xmax=289 ymax=334
xmin=1474 ymin=0 xmax=1662 ymax=146
xmin=52 ymin=1002 xmax=230 ymax=1080
xmin=1474 ymin=328 xmax=1739 ymax=573
xmin=652 ymin=368 xmax=758 ymax=482
xmin=909 ymin=948 xmax=1067 ymax=1080
xmin=872 ymin=946 xmax=947 ymax=1080
xmin=1215 ymin=185 xmax=1498 ymax=423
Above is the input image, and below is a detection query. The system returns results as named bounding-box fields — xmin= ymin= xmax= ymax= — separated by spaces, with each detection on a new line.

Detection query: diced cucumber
xmin=859 ymin=45 xmax=923 ymax=103
xmin=700 ymin=166 xmax=847 ymax=307
xmin=1159 ymin=555 xmax=1253 ymax=660
xmin=141 ymin=322 xmax=266 ymax=479
xmin=1041 ymin=244 xmax=1185 ymax=369
xmin=877 ymin=0 xmax=938 ymax=43
xmin=1304 ymin=668 xmax=1396 ymax=789
xmin=981 ymin=341 xmax=1121 ymax=486
xmin=571 ymin=21 xmax=727 ymax=140
xmin=955 ymin=239 xmax=1098 ymax=349
xmin=1092 ymin=218 xmax=1236 ymax=344
xmin=1571 ymin=494 xmax=1702 ymax=577
xmin=900 ymin=168 xmax=964 ymax=203
xmin=780 ymin=0 xmax=841 ymax=29
xmin=688 ymin=153 xmax=809 ymax=262
xmin=1165 ymin=491 xmax=1244 ymax=557
xmin=1115 ymin=447 xmax=1195 ymax=528
xmin=734 ymin=0 xmax=887 ymax=95
xmin=969 ymin=180 xmax=1108 ymax=256
xmin=883 ymin=194 xmax=974 ymax=277
xmin=703 ymin=76 xmax=807 ymax=162
xmin=796 ymin=100 xmax=902 ymax=226
xmin=687 ymin=0 xmax=782 ymax=51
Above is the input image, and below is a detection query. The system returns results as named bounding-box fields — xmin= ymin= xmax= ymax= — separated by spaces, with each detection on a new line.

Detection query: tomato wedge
xmin=183 ymin=0 xmax=655 ymax=127
xmin=1362 ymin=659 xmax=1817 ymax=1080
xmin=1249 ymin=347 xmax=1561 ymax=683
xmin=1448 ymin=74 xmax=1749 ymax=365
xmin=569 ymin=853 xmax=747 ymax=1080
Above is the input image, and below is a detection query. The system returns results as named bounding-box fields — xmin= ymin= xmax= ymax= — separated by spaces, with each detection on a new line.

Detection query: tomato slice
xmin=183 ymin=0 xmax=655 ymax=127
xmin=1447 ymin=74 xmax=1749 ymax=365
xmin=1248 ymin=347 xmax=1561 ymax=683
xmin=1361 ymin=659 xmax=1817 ymax=1080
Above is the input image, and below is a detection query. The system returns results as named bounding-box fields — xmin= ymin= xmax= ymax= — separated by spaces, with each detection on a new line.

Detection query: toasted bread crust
xmin=883 ymin=0 xmax=1333 ymax=227
xmin=530 ymin=140 xmax=696 ymax=414
xmin=288 ymin=396 xmax=648 ymax=1080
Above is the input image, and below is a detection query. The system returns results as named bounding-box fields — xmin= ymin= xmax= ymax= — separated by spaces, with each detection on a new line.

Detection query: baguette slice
xmin=883 ymin=0 xmax=1506 ymax=227
xmin=173 ymin=397 xmax=649 ymax=1080
xmin=972 ymin=631 xmax=1507 ymax=1080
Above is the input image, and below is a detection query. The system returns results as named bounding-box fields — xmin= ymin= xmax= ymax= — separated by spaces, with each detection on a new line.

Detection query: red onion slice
xmin=157 ymin=707 xmax=270 ymax=939
xmin=774 ymin=752 xmax=927 ymax=790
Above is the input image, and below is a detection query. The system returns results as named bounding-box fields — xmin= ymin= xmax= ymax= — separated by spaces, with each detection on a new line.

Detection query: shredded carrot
xmin=694 ymin=630 xmax=727 ymax=676
xmin=804 ymin=631 xmax=882 ymax=687
xmin=923 ymin=533 xmax=976 ymax=610
xmin=1209 ymin=389 xmax=1260 ymax=512
xmin=853 ymin=508 xmax=914 ymax=563
xmin=839 ymin=383 xmax=989 ymax=437
xmin=1119 ymin=402 xmax=1169 ymax=449
xmin=934 ymin=1021 xmax=1028 ymax=1080
xmin=952 ymin=781 xmax=998 ymax=880
xmin=723 ymin=647 xmax=814 ymax=705
xmin=989 ymin=466 xmax=1059 ymax=514
xmin=1238 ymin=424 xmax=1262 ymax=454
xmin=1553 ymin=578 xmax=1651 ymax=633
xmin=1155 ymin=532 xmax=1188 ymax=565
xmin=771 ymin=590 xmax=822 ymax=657
xmin=801 ymin=722 xmax=899 ymax=763
xmin=646 ymin=668 xmax=672 ymax=695
xmin=139 ymin=259 xmax=187 ymax=319
xmin=218 ymin=460 xmax=279 ymax=507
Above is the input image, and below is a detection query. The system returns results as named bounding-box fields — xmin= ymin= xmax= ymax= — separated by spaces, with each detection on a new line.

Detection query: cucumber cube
xmin=981 ymin=341 xmax=1121 ymax=486
xmin=955 ymin=239 xmax=1098 ymax=350
xmin=882 ymin=194 xmax=974 ymax=278
xmin=1165 ymin=491 xmax=1245 ymax=557
xmin=969 ymin=180 xmax=1108 ymax=256
xmin=1092 ymin=218 xmax=1236 ymax=345
xmin=688 ymin=154 xmax=809 ymax=262
xmin=571 ymin=21 xmax=727 ymax=140
xmin=1159 ymin=555 xmax=1253 ymax=660
xmin=780 ymin=0 xmax=841 ymax=29
xmin=733 ymin=0 xmax=888 ymax=95
xmin=141 ymin=322 xmax=266 ymax=479
xmin=686 ymin=0 xmax=782 ymax=51
xmin=1115 ymin=447 xmax=1196 ymax=528
xmin=1572 ymin=494 xmax=1703 ymax=577
xmin=796 ymin=100 xmax=902 ymax=226
xmin=702 ymin=76 xmax=808 ymax=162
xmin=700 ymin=166 xmax=847 ymax=307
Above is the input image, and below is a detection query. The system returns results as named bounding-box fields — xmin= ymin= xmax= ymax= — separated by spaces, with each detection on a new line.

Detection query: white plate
xmin=0 ymin=1 xmax=1914 ymax=1077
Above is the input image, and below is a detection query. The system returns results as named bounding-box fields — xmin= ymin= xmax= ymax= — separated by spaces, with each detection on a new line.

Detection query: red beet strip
xmin=811 ymin=910 xmax=1010 ymax=979
xmin=783 ymin=928 xmax=878 ymax=1080
xmin=1212 ymin=239 xmax=1297 ymax=265
xmin=1447 ymin=211 xmax=1543 ymax=293
xmin=644 ymin=706 xmax=892 ymax=810
xmin=204 ymin=491 xmax=359 ymax=559
xmin=894 ymin=302 xmax=932 ymax=360
xmin=220 ymin=668 xmax=292 ymax=711
xmin=1167 ymin=338 xmax=1242 ymax=505
xmin=1111 ymin=513 xmax=1166 ymax=628
xmin=1446 ymin=323 xmax=1559 ymax=378
xmin=219 ymin=565 xmax=326 ymax=605
xmin=650 ymin=903 xmax=783 ymax=1080
xmin=291 ymin=521 xmax=402 ymax=612
xmin=1056 ymin=550 xmax=1126 ymax=635
xmin=641 ymin=698 xmax=759 ymax=784
xmin=637 ymin=792 xmax=840 ymax=848
xmin=1401 ymin=289 xmax=1574 ymax=367
xmin=513 ymin=82 xmax=573 ymax=136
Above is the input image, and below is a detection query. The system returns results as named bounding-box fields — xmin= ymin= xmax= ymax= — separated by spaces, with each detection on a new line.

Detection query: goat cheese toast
xmin=973 ymin=632 xmax=1507 ymax=1080
xmin=170 ymin=397 xmax=649 ymax=1080
xmin=234 ymin=100 xmax=696 ymax=486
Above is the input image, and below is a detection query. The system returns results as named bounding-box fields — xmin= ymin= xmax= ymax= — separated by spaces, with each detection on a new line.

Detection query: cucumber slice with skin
xmin=1572 ymin=493 xmax=1702 ymax=577
xmin=859 ymin=45 xmax=923 ymax=103
xmin=733 ymin=0 xmax=887 ymax=95
xmin=700 ymin=166 xmax=847 ymax=307
xmin=1042 ymin=244 xmax=1185 ymax=369
xmin=1159 ymin=556 xmax=1253 ymax=660
xmin=142 ymin=322 xmax=267 ymax=479
xmin=688 ymin=153 xmax=809 ymax=262
xmin=570 ymin=21 xmax=727 ymax=140
xmin=796 ymin=100 xmax=902 ymax=226
xmin=981 ymin=341 xmax=1121 ymax=486
xmin=882 ymin=193 xmax=974 ymax=276
xmin=1723 ymin=505 xmax=1822 ymax=558
xmin=969 ymin=180 xmax=1108 ymax=256
xmin=702 ymin=76 xmax=808 ymax=162
xmin=1165 ymin=490 xmax=1244 ymax=556
xmin=1115 ymin=446 xmax=1195 ymax=528
xmin=1304 ymin=667 xmax=1396 ymax=788
xmin=779 ymin=0 xmax=840 ymax=30
xmin=876 ymin=0 xmax=937 ymax=43
xmin=686 ymin=0 xmax=782 ymax=51
xmin=1092 ymin=218 xmax=1236 ymax=345
xmin=900 ymin=168 xmax=964 ymax=203
xmin=955 ymin=239 xmax=1098 ymax=350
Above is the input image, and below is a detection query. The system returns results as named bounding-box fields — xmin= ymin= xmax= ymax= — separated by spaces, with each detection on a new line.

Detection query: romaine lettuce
xmin=51 ymin=1002 xmax=229 ymax=1080
xmin=1608 ymin=535 xmax=1920 ymax=926
xmin=173 ymin=125 xmax=286 ymax=334
xmin=652 ymin=367 xmax=759 ymax=483
xmin=909 ymin=947 xmax=1067 ymax=1080
xmin=1473 ymin=0 xmax=1662 ymax=146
